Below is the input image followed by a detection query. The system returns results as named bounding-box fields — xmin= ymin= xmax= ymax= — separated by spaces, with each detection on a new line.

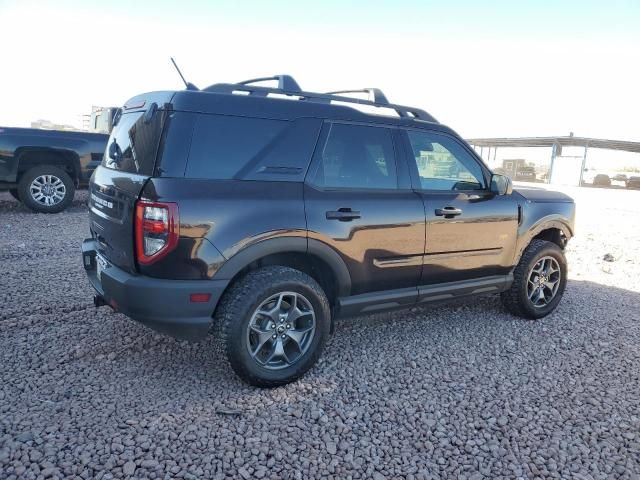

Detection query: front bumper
xmin=82 ymin=238 xmax=228 ymax=341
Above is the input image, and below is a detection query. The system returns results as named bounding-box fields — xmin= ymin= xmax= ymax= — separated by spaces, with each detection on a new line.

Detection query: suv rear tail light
xmin=135 ymin=201 xmax=179 ymax=265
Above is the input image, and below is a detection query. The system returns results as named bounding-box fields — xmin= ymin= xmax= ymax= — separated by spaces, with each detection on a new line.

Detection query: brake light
xmin=135 ymin=201 xmax=179 ymax=265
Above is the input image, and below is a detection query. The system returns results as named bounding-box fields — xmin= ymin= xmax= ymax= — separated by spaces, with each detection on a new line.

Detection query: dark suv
xmin=82 ymin=75 xmax=575 ymax=386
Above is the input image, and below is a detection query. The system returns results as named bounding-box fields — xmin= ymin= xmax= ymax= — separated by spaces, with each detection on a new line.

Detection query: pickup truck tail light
xmin=135 ymin=201 xmax=179 ymax=265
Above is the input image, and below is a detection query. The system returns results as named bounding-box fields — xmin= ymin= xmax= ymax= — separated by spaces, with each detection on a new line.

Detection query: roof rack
xmin=236 ymin=75 xmax=302 ymax=92
xmin=203 ymin=75 xmax=437 ymax=123
xmin=326 ymin=88 xmax=390 ymax=105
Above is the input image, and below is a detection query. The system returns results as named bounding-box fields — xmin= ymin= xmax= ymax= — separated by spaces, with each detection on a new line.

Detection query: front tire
xmin=501 ymin=239 xmax=567 ymax=319
xmin=18 ymin=165 xmax=75 ymax=213
xmin=217 ymin=266 xmax=331 ymax=387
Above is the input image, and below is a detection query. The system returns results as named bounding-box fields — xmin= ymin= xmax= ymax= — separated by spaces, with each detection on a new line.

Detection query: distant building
xmin=30 ymin=119 xmax=80 ymax=132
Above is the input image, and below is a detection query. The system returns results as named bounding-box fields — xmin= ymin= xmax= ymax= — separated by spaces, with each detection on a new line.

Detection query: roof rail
xmin=326 ymin=88 xmax=390 ymax=105
xmin=203 ymin=75 xmax=437 ymax=123
xmin=237 ymin=75 xmax=302 ymax=92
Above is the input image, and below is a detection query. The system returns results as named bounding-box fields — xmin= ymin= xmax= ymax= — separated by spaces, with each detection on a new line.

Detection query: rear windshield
xmin=102 ymin=111 xmax=163 ymax=175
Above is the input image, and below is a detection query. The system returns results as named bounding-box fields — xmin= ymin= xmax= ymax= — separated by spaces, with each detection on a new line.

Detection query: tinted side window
xmin=312 ymin=123 xmax=397 ymax=189
xmin=186 ymin=115 xmax=287 ymax=179
xmin=102 ymin=111 xmax=163 ymax=175
xmin=240 ymin=118 xmax=322 ymax=181
xmin=407 ymin=131 xmax=485 ymax=191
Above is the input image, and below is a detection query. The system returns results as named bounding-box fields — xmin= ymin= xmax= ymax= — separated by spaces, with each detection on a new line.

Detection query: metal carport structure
xmin=467 ymin=136 xmax=640 ymax=185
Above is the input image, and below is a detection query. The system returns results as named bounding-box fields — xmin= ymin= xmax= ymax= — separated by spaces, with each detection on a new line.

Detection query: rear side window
xmin=186 ymin=115 xmax=287 ymax=179
xmin=102 ymin=111 xmax=162 ymax=175
xmin=312 ymin=123 xmax=397 ymax=189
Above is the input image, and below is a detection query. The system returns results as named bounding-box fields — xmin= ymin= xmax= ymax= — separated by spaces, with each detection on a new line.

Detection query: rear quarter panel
xmin=139 ymin=178 xmax=307 ymax=279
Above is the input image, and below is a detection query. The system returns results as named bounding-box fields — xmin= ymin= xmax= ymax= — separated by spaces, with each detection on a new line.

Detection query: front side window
xmin=407 ymin=131 xmax=485 ymax=191
xmin=312 ymin=123 xmax=397 ymax=189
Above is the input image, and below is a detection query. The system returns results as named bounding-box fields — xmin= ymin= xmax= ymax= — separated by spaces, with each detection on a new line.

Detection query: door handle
xmin=326 ymin=208 xmax=361 ymax=221
xmin=435 ymin=206 xmax=462 ymax=217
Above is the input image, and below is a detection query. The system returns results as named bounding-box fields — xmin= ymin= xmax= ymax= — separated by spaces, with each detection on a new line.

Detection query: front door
xmin=304 ymin=122 xmax=425 ymax=295
xmin=401 ymin=129 xmax=519 ymax=285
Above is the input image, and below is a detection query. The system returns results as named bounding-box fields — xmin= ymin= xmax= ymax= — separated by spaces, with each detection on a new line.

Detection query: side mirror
xmin=490 ymin=174 xmax=513 ymax=195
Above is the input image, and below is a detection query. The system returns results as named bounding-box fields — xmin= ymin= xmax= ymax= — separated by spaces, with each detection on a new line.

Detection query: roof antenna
xmin=170 ymin=57 xmax=198 ymax=91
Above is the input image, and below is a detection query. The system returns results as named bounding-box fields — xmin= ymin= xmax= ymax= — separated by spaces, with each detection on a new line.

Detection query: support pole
xmin=549 ymin=143 xmax=558 ymax=184
xmin=579 ymin=144 xmax=589 ymax=186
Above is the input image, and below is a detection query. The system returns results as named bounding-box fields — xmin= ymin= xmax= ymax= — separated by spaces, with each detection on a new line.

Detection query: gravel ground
xmin=0 ymin=186 xmax=639 ymax=479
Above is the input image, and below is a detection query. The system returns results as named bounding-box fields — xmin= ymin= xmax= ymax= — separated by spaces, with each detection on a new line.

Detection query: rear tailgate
xmin=89 ymin=108 xmax=165 ymax=273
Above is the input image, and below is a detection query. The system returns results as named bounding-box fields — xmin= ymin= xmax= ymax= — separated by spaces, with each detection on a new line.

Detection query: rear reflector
xmin=190 ymin=293 xmax=211 ymax=303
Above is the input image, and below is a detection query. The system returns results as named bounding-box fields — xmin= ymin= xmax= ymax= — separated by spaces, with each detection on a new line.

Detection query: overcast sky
xmin=1 ymin=0 xmax=639 ymax=142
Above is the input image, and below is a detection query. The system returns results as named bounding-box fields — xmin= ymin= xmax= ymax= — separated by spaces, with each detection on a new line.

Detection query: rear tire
xmin=8 ymin=189 xmax=19 ymax=201
xmin=18 ymin=165 xmax=75 ymax=213
xmin=501 ymin=239 xmax=567 ymax=319
xmin=217 ymin=266 xmax=331 ymax=387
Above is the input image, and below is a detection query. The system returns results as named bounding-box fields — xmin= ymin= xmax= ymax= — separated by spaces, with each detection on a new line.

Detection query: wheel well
xmin=532 ymin=228 xmax=567 ymax=249
xmin=231 ymin=252 xmax=339 ymax=306
xmin=17 ymin=149 xmax=79 ymax=183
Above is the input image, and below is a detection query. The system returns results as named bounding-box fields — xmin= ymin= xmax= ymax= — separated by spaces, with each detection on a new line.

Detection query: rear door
xmin=89 ymin=106 xmax=166 ymax=272
xmin=400 ymin=129 xmax=519 ymax=284
xmin=304 ymin=122 xmax=425 ymax=295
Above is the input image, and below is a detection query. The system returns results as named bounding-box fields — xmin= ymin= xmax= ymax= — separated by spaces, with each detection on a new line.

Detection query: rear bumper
xmin=82 ymin=238 xmax=228 ymax=341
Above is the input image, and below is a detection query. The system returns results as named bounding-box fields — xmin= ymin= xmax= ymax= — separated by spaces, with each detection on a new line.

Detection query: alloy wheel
xmin=527 ymin=256 xmax=561 ymax=307
xmin=246 ymin=291 xmax=316 ymax=370
xmin=29 ymin=175 xmax=66 ymax=206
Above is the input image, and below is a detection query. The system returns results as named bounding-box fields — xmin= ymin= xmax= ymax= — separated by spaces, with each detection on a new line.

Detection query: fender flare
xmin=515 ymin=216 xmax=573 ymax=264
xmin=213 ymin=237 xmax=351 ymax=297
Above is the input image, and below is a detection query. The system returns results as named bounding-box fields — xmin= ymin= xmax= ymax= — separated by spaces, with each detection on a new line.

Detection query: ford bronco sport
xmin=82 ymin=75 xmax=575 ymax=387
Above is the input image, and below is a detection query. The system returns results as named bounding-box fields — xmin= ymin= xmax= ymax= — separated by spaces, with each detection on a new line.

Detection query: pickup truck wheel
xmin=501 ymin=239 xmax=567 ymax=319
xmin=218 ymin=266 xmax=331 ymax=387
xmin=8 ymin=189 xmax=19 ymax=201
xmin=18 ymin=166 xmax=75 ymax=213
